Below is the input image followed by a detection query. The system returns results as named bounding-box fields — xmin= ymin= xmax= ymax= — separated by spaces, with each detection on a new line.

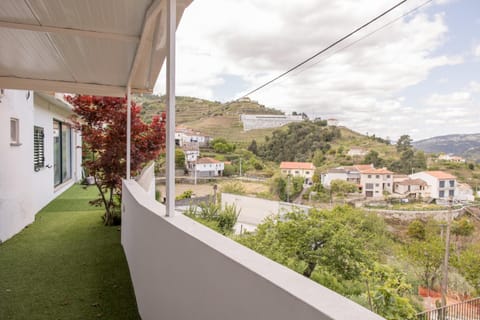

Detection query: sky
xmin=155 ymin=0 xmax=480 ymax=142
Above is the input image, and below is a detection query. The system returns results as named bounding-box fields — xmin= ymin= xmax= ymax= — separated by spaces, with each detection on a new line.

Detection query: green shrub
xmin=176 ymin=190 xmax=193 ymax=200
xmin=221 ymin=181 xmax=246 ymax=194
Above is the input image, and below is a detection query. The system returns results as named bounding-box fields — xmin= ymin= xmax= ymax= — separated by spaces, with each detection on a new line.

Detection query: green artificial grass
xmin=0 ymin=185 xmax=140 ymax=320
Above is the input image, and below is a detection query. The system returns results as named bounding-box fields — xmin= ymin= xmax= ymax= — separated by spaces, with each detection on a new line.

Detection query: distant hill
xmin=134 ymin=94 xmax=284 ymax=145
xmin=413 ymin=134 xmax=480 ymax=162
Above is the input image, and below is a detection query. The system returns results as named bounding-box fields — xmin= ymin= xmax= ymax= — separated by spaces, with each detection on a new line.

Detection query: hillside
xmin=413 ymin=134 xmax=480 ymax=162
xmin=134 ymin=94 xmax=283 ymax=145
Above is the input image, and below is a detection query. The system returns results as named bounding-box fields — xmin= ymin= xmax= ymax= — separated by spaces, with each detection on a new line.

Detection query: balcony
xmin=121 ymin=166 xmax=385 ymax=320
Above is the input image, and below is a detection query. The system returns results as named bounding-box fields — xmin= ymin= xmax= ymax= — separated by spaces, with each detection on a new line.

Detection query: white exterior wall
xmin=361 ymin=173 xmax=393 ymax=198
xmin=410 ymin=172 xmax=456 ymax=200
xmin=0 ymin=90 xmax=35 ymax=242
xmin=241 ymin=114 xmax=303 ymax=131
xmin=281 ymin=168 xmax=314 ymax=181
xmin=122 ymin=181 xmax=384 ymax=320
xmin=196 ymin=162 xmax=224 ymax=177
xmin=411 ymin=173 xmax=438 ymax=198
xmin=321 ymin=172 xmax=348 ymax=187
xmin=0 ymin=90 xmax=81 ymax=242
xmin=185 ymin=150 xmax=199 ymax=162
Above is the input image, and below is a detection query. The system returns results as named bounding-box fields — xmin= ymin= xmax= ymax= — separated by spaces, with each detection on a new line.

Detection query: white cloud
xmin=474 ymin=44 xmax=480 ymax=57
xmin=426 ymin=91 xmax=471 ymax=107
xmin=154 ymin=0 xmax=476 ymax=140
xmin=470 ymin=81 xmax=480 ymax=93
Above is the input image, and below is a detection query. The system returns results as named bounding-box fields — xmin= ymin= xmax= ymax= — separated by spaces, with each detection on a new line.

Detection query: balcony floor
xmin=0 ymin=185 xmax=140 ymax=320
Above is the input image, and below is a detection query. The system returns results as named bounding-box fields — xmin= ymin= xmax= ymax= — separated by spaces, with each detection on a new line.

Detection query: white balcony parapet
xmin=121 ymin=179 xmax=385 ymax=320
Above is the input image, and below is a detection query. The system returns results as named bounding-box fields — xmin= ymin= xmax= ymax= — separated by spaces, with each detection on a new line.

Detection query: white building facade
xmin=195 ymin=157 xmax=224 ymax=177
xmin=241 ymin=114 xmax=303 ymax=131
xmin=410 ymin=171 xmax=456 ymax=200
xmin=360 ymin=168 xmax=394 ymax=198
xmin=175 ymin=127 xmax=210 ymax=147
xmin=0 ymin=90 xmax=82 ymax=242
xmin=280 ymin=162 xmax=316 ymax=184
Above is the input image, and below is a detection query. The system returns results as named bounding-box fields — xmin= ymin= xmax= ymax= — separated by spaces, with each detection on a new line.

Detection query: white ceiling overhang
xmin=0 ymin=0 xmax=191 ymax=97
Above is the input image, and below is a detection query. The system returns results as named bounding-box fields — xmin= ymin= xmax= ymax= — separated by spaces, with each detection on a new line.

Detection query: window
xmin=387 ymin=183 xmax=391 ymax=187
xmin=368 ymin=175 xmax=372 ymax=178
xmin=375 ymin=183 xmax=379 ymax=187
xmin=439 ymin=190 xmax=445 ymax=198
xmin=449 ymin=180 xmax=455 ymax=188
xmin=53 ymin=121 xmax=71 ymax=186
xmin=295 ymin=171 xmax=300 ymax=174
xmin=34 ymin=126 xmax=45 ymax=171
xmin=439 ymin=180 xmax=445 ymax=188
xmin=365 ymin=183 xmax=373 ymax=189
xmin=305 ymin=171 xmax=310 ymax=175
xmin=449 ymin=190 xmax=454 ymax=197
xmin=376 ymin=175 xmax=380 ymax=179
xmin=386 ymin=175 xmax=391 ymax=179
xmin=10 ymin=118 xmax=20 ymax=145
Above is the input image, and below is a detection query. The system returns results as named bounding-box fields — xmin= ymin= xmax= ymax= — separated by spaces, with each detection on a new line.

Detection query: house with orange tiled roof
xmin=360 ymin=168 xmax=394 ymax=198
xmin=280 ymin=162 xmax=315 ymax=184
xmin=393 ymin=178 xmax=429 ymax=199
xmin=410 ymin=171 xmax=456 ymax=200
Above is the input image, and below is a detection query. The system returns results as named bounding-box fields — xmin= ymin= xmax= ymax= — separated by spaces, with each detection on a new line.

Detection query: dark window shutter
xmin=34 ymin=126 xmax=45 ymax=171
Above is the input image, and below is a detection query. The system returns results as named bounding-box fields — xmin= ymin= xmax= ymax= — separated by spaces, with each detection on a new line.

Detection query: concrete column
xmin=165 ymin=0 xmax=176 ymax=217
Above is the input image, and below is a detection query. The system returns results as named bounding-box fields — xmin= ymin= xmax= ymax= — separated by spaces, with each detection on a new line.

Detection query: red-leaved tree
xmin=66 ymin=95 xmax=166 ymax=225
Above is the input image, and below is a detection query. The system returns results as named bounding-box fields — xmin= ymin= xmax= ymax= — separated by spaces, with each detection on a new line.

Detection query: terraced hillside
xmin=134 ymin=94 xmax=284 ymax=145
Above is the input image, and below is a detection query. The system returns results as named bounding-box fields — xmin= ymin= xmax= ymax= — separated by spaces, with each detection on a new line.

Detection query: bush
xmin=184 ymin=202 xmax=240 ymax=235
xmin=221 ymin=181 xmax=246 ymax=194
xmin=176 ymin=190 xmax=193 ymax=200
xmin=223 ymin=164 xmax=236 ymax=177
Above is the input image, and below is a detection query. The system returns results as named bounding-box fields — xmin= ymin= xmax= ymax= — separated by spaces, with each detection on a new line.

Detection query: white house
xmin=321 ymin=164 xmax=373 ymax=187
xmin=327 ymin=118 xmax=339 ymax=126
xmin=410 ymin=171 xmax=456 ymax=201
xmin=360 ymin=168 xmax=394 ymax=198
xmin=393 ymin=178 xmax=429 ymax=199
xmin=280 ymin=162 xmax=316 ymax=184
xmin=175 ymin=127 xmax=210 ymax=147
xmin=347 ymin=147 xmax=368 ymax=157
xmin=438 ymin=154 xmax=466 ymax=163
xmin=195 ymin=157 xmax=224 ymax=177
xmin=0 ymin=90 xmax=82 ymax=242
xmin=241 ymin=114 xmax=303 ymax=131
xmin=183 ymin=142 xmax=200 ymax=170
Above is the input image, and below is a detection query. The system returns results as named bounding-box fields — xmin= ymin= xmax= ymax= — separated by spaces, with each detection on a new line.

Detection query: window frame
xmin=10 ymin=118 xmax=21 ymax=146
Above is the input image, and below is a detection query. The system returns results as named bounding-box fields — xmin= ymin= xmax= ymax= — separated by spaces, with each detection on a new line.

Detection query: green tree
xmin=330 ymin=179 xmax=358 ymax=197
xmin=247 ymin=139 xmax=258 ymax=155
xmin=312 ymin=150 xmax=325 ymax=167
xmin=211 ymin=138 xmax=236 ymax=153
xmin=175 ymin=148 xmax=185 ymax=169
xmin=407 ymin=220 xmax=426 ymax=241
xmin=365 ymin=264 xmax=417 ymax=320
xmin=363 ymin=150 xmax=384 ymax=167
xmin=456 ymin=244 xmax=480 ymax=294
xmin=404 ymin=237 xmax=444 ymax=290
xmin=396 ymin=135 xmax=413 ymax=153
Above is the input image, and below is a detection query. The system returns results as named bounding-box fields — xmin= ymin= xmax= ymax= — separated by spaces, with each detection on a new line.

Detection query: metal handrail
xmin=417 ymin=297 xmax=480 ymax=320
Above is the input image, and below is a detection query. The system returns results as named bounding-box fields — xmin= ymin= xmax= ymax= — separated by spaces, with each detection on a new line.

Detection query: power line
xmin=239 ymin=0 xmax=409 ymax=99
xmin=276 ymin=0 xmax=434 ymax=83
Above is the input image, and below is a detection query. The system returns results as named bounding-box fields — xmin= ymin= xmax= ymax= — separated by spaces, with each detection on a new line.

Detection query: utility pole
xmin=194 ymin=162 xmax=197 ymax=185
xmin=441 ymin=198 xmax=452 ymax=310
xmin=239 ymin=158 xmax=242 ymax=177
xmin=287 ymin=174 xmax=291 ymax=203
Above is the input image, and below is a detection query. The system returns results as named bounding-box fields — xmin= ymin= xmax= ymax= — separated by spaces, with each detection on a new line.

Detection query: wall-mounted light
xmin=26 ymin=91 xmax=31 ymax=100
